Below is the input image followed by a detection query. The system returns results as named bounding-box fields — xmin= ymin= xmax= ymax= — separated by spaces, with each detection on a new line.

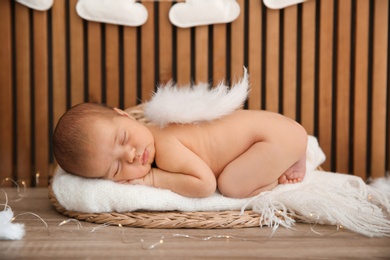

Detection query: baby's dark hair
xmin=53 ymin=103 xmax=117 ymax=176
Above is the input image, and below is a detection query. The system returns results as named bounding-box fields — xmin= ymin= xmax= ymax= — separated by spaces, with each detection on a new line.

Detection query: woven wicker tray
xmin=48 ymin=104 xmax=290 ymax=229
xmin=49 ymin=183 xmax=267 ymax=229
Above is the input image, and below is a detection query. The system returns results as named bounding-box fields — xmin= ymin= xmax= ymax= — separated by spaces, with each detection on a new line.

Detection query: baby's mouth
xmin=141 ymin=149 xmax=148 ymax=165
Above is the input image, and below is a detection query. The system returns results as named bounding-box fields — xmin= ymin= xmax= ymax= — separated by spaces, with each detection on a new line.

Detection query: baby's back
xmin=155 ymin=109 xmax=305 ymax=177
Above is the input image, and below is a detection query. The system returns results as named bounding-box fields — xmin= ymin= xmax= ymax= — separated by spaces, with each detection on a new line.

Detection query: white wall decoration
xmin=15 ymin=0 xmax=53 ymax=11
xmin=263 ymin=0 xmax=307 ymax=9
xmin=169 ymin=0 xmax=240 ymax=28
xmin=76 ymin=0 xmax=148 ymax=27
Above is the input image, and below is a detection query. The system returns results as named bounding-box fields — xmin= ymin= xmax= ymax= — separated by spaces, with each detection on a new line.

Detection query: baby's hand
xmin=128 ymin=177 xmax=149 ymax=186
xmin=116 ymin=178 xmax=148 ymax=186
xmin=116 ymin=169 xmax=155 ymax=187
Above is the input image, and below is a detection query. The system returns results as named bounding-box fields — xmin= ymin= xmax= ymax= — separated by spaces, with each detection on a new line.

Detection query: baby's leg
xmin=217 ymin=142 xmax=302 ymax=198
xmin=278 ymin=155 xmax=306 ymax=184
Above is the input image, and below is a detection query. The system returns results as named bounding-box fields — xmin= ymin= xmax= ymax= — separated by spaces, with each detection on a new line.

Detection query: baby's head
xmin=53 ymin=103 xmax=117 ymax=176
xmin=53 ymin=102 xmax=155 ymax=181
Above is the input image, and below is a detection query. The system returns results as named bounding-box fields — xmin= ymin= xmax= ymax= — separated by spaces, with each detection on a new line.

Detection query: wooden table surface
xmin=1 ymin=188 xmax=390 ymax=259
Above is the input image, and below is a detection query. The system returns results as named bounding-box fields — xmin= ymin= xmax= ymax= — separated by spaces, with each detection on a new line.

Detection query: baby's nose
xmin=124 ymin=146 xmax=136 ymax=163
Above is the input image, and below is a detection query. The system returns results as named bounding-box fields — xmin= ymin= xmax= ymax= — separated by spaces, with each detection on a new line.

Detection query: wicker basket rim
xmin=48 ymin=182 xmax=268 ymax=229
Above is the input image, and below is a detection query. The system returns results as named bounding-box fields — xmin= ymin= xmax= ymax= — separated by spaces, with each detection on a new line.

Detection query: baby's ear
xmin=113 ymin=107 xmax=135 ymax=120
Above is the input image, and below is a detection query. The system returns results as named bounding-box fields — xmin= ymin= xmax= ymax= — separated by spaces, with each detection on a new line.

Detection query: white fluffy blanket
xmin=52 ymin=70 xmax=390 ymax=237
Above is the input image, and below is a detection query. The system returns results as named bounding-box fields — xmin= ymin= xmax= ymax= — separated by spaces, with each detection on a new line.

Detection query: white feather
xmin=144 ymin=68 xmax=249 ymax=127
xmin=0 ymin=208 xmax=25 ymax=240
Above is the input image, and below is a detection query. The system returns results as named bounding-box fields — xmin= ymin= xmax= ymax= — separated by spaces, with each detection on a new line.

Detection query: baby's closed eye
xmin=121 ymin=131 xmax=127 ymax=145
xmin=113 ymin=161 xmax=121 ymax=177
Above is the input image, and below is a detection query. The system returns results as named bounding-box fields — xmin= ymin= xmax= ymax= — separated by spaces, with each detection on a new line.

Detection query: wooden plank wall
xmin=0 ymin=0 xmax=389 ymax=187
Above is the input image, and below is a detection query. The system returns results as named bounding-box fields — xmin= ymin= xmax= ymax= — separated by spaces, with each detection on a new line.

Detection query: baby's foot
xmin=278 ymin=157 xmax=306 ymax=184
xmin=278 ymin=171 xmax=304 ymax=184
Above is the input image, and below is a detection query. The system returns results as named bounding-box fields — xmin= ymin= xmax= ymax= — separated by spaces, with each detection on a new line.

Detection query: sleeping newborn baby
xmin=53 ymin=103 xmax=307 ymax=198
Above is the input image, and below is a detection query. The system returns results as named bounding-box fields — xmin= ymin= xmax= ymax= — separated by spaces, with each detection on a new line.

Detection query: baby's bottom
xmin=217 ymin=142 xmax=306 ymax=198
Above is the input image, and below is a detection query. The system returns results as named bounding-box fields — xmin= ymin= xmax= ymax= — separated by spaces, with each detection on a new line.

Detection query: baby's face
xmin=84 ymin=110 xmax=156 ymax=182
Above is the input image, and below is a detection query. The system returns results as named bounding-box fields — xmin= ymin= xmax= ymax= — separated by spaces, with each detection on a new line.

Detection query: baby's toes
xmin=278 ymin=174 xmax=287 ymax=184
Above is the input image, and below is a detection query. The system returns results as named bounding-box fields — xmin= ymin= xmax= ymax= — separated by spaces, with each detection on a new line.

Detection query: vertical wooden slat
xmin=50 ymin=1 xmax=67 ymax=181
xmin=33 ymin=10 xmax=49 ymax=186
xmin=51 ymin=1 xmax=67 ymax=126
xmin=105 ymin=24 xmax=120 ymax=107
xmin=87 ymin=22 xmax=102 ymax=103
xmin=388 ymin=75 xmax=390 ymax=178
xmin=283 ymin=5 xmax=297 ymax=120
xmin=123 ymin=26 xmax=138 ymax=108
xmin=194 ymin=25 xmax=208 ymax=84
xmin=336 ymin=0 xmax=351 ymax=174
xmin=159 ymin=1 xmax=173 ymax=84
xmin=300 ymin=0 xmax=316 ymax=135
xmin=212 ymin=24 xmax=227 ymax=85
xmin=176 ymin=27 xmax=191 ymax=85
xmin=370 ymin=0 xmax=388 ymax=178
xmin=15 ymin=3 xmax=31 ymax=185
xmin=0 ymin=0 xmax=13 ymax=184
xmin=265 ymin=8 xmax=280 ymax=113
xmin=69 ymin=0 xmax=84 ymax=106
xmin=230 ymin=0 xmax=245 ymax=81
xmin=318 ymin=0 xmax=334 ymax=171
xmin=248 ymin=0 xmax=262 ymax=110
xmin=141 ymin=1 xmax=155 ymax=101
xmin=353 ymin=0 xmax=369 ymax=179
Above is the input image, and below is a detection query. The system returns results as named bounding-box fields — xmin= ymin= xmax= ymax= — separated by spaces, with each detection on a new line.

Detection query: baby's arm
xmin=129 ymin=137 xmax=217 ymax=198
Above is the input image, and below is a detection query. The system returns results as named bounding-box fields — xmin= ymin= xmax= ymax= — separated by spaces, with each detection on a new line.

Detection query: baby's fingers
xmin=116 ymin=179 xmax=131 ymax=184
xmin=128 ymin=178 xmax=145 ymax=185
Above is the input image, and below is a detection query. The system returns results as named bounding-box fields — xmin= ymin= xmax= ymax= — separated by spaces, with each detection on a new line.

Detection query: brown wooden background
xmin=0 ymin=0 xmax=389 ymax=187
